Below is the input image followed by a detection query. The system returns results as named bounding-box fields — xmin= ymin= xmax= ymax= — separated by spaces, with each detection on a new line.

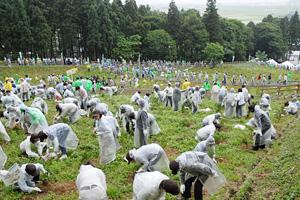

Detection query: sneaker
xmin=59 ymin=155 xmax=68 ymax=160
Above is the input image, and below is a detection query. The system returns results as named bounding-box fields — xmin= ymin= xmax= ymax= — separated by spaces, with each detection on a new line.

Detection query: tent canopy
xmin=266 ymin=59 xmax=278 ymax=65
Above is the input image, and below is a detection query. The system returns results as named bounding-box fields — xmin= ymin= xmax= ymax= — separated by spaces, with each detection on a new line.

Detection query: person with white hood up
xmin=93 ymin=110 xmax=121 ymax=164
xmin=31 ymin=97 xmax=48 ymax=114
xmin=202 ymin=113 xmax=221 ymax=126
xmin=76 ymin=161 xmax=108 ymax=200
xmin=194 ymin=136 xmax=216 ymax=162
xmin=134 ymin=99 xmax=149 ymax=147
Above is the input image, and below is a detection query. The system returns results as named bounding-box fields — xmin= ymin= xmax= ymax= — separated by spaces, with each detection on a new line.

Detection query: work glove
xmin=33 ymin=187 xmax=42 ymax=193
xmin=143 ymin=129 xmax=149 ymax=136
xmin=180 ymin=184 xmax=185 ymax=194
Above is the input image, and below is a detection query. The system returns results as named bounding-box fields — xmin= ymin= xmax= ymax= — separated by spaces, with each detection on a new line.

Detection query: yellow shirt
xmin=4 ymin=81 xmax=12 ymax=92
xmin=182 ymin=81 xmax=191 ymax=90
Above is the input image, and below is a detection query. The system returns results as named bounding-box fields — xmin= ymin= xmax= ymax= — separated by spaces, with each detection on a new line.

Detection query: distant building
xmin=287 ymin=51 xmax=300 ymax=65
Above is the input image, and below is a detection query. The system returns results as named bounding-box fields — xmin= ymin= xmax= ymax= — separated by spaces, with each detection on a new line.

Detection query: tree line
xmin=0 ymin=0 xmax=299 ymax=62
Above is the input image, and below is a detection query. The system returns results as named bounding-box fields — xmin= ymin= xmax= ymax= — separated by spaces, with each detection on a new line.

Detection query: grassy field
xmin=0 ymin=64 xmax=299 ymax=200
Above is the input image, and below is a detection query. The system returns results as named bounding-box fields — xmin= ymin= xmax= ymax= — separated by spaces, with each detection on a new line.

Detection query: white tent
xmin=266 ymin=59 xmax=278 ymax=66
xmin=281 ymin=61 xmax=295 ymax=69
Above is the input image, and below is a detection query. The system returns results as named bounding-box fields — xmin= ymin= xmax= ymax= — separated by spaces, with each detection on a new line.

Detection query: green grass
xmin=0 ymin=64 xmax=299 ymax=199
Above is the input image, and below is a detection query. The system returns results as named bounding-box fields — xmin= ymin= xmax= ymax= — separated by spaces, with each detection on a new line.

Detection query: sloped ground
xmin=0 ymin=65 xmax=300 ymax=199
xmin=234 ymin=114 xmax=300 ymax=200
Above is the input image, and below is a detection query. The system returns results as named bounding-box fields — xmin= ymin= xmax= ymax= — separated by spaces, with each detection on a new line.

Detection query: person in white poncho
xmin=30 ymin=123 xmax=79 ymax=160
xmin=211 ymin=83 xmax=220 ymax=102
xmin=131 ymin=91 xmax=141 ymax=104
xmin=133 ymin=171 xmax=179 ymax=200
xmin=169 ymin=151 xmax=226 ymax=200
xmin=0 ymin=120 xmax=10 ymax=143
xmin=93 ymin=110 xmax=121 ymax=164
xmin=20 ymin=135 xmax=46 ymax=158
xmin=0 ymin=163 xmax=47 ymax=193
xmin=191 ymin=87 xmax=201 ymax=114
xmin=125 ymin=143 xmax=169 ymax=172
xmin=31 ymin=97 xmax=48 ymax=114
xmin=194 ymin=136 xmax=216 ymax=162
xmin=117 ymin=104 xmax=136 ymax=134
xmin=202 ymin=113 xmax=221 ymax=126
xmin=195 ymin=123 xmax=221 ymax=142
xmin=54 ymin=103 xmax=81 ymax=124
xmin=222 ymin=88 xmax=236 ymax=118
xmin=284 ymin=101 xmax=298 ymax=115
xmin=76 ymin=162 xmax=108 ymax=200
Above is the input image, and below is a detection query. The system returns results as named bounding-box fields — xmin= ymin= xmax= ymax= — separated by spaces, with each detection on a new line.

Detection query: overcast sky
xmin=133 ymin=0 xmax=299 ymax=22
xmin=134 ymin=0 xmax=298 ymax=9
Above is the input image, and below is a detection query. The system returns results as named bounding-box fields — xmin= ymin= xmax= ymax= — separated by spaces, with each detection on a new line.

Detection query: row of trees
xmin=0 ymin=0 xmax=299 ymax=62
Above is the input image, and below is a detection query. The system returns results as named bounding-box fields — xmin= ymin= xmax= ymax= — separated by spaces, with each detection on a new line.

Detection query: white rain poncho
xmin=148 ymin=113 xmax=161 ymax=136
xmin=21 ymin=106 xmax=48 ymax=135
xmin=10 ymin=93 xmax=23 ymax=106
xmin=0 ymin=121 xmax=11 ymax=142
xmin=1 ymin=95 xmax=20 ymax=108
xmin=63 ymin=97 xmax=80 ymax=107
xmin=176 ymin=151 xmax=226 ymax=195
xmin=103 ymin=86 xmax=117 ymax=96
xmin=33 ymin=88 xmax=46 ymax=99
xmin=194 ymin=137 xmax=216 ymax=159
xmin=46 ymin=87 xmax=55 ymax=99
xmin=222 ymin=88 xmax=236 ymax=118
xmin=13 ymin=163 xmax=47 ymax=192
xmin=0 ymin=146 xmax=7 ymax=170
xmin=129 ymin=143 xmax=169 ymax=172
xmin=63 ymin=89 xmax=74 ymax=98
xmin=117 ymin=105 xmax=135 ymax=132
xmin=218 ymin=86 xmax=227 ymax=104
xmin=192 ymin=90 xmax=201 ymax=107
xmin=284 ymin=102 xmax=298 ymax=115
xmin=211 ymin=85 xmax=220 ymax=102
xmin=56 ymin=103 xmax=81 ymax=124
xmin=44 ymin=123 xmax=79 ymax=150
xmin=134 ymin=108 xmax=149 ymax=147
xmin=195 ymin=124 xmax=216 ymax=141
xmin=4 ymin=106 xmax=22 ymax=129
xmin=0 ymin=163 xmax=21 ymax=186
xmin=133 ymin=171 xmax=169 ymax=200
xmin=131 ymin=92 xmax=141 ymax=104
xmin=87 ymin=98 xmax=101 ymax=115
xmin=95 ymin=116 xmax=121 ymax=164
xmin=202 ymin=113 xmax=221 ymax=126
xmin=31 ymin=97 xmax=48 ymax=114
xmin=76 ymin=165 xmax=108 ymax=200
xmin=260 ymin=97 xmax=271 ymax=112
xmin=253 ymin=106 xmax=273 ymax=147
xmin=94 ymin=103 xmax=112 ymax=116
xmin=20 ymin=136 xmax=46 ymax=158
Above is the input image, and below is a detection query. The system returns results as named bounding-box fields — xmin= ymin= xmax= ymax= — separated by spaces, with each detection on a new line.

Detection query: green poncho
xmin=204 ymin=82 xmax=211 ymax=91
xmin=72 ymin=79 xmax=82 ymax=87
xmin=85 ymin=80 xmax=93 ymax=92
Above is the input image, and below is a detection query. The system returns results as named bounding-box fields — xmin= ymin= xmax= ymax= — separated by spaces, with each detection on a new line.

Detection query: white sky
xmin=133 ymin=0 xmax=299 ymax=22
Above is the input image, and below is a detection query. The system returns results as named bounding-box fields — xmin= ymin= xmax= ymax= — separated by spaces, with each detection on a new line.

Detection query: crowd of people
xmin=0 ymin=66 xmax=299 ymax=200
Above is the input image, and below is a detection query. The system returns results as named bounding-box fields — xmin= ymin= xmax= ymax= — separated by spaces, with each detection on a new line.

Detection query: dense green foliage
xmin=0 ymin=0 xmax=299 ymax=61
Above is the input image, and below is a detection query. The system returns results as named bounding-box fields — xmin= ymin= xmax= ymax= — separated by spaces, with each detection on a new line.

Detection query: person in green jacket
xmin=20 ymin=106 xmax=48 ymax=135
